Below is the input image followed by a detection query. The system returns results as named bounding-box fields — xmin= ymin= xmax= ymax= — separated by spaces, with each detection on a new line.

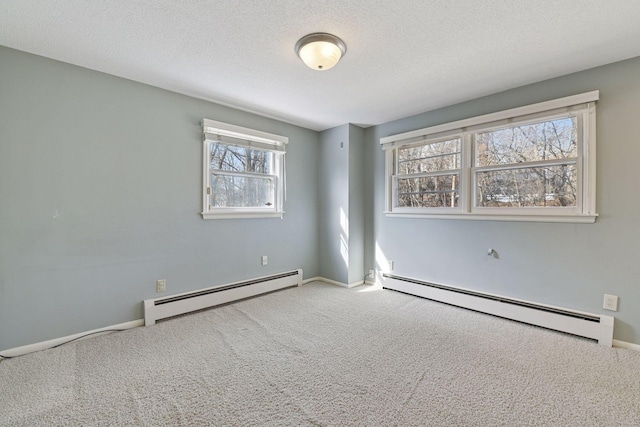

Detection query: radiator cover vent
xmin=144 ymin=270 xmax=302 ymax=325
xmin=382 ymin=273 xmax=614 ymax=346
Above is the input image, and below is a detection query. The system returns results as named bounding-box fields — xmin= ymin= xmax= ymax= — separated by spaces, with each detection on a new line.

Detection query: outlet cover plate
xmin=603 ymin=294 xmax=618 ymax=311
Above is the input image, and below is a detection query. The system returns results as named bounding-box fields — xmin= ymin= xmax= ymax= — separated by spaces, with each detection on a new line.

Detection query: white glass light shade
xmin=298 ymin=41 xmax=342 ymax=70
xmin=295 ymin=33 xmax=346 ymax=71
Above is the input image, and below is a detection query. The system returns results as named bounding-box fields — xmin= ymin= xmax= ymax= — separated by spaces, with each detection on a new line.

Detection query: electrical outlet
xmin=156 ymin=279 xmax=166 ymax=293
xmin=388 ymin=260 xmax=394 ymax=271
xmin=261 ymin=255 xmax=268 ymax=266
xmin=368 ymin=269 xmax=374 ymax=278
xmin=603 ymin=294 xmax=618 ymax=311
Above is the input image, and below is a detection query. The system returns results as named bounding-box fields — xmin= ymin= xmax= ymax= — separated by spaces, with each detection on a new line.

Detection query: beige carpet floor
xmin=1 ymin=281 xmax=639 ymax=426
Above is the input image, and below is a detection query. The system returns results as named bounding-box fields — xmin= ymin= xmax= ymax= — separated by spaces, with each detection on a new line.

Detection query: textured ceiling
xmin=2 ymin=1 xmax=640 ymax=131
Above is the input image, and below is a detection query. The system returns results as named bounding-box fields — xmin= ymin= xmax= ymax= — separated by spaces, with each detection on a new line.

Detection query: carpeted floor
xmin=1 ymin=281 xmax=639 ymax=426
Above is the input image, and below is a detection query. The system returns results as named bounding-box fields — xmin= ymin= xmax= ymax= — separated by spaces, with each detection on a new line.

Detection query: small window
xmin=394 ymin=137 xmax=461 ymax=209
xmin=202 ymin=119 xmax=287 ymax=219
xmin=381 ymin=92 xmax=598 ymax=223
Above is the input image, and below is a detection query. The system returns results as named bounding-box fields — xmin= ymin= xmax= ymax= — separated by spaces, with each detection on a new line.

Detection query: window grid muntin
xmin=394 ymin=172 xmax=460 ymax=209
xmin=208 ymin=143 xmax=277 ymax=210
xmin=471 ymin=113 xmax=582 ymax=212
xmin=397 ymin=137 xmax=461 ymax=174
xmin=209 ymin=143 xmax=273 ymax=174
xmin=392 ymin=136 xmax=463 ymax=211
xmin=209 ymin=172 xmax=276 ymax=209
xmin=475 ymin=164 xmax=578 ymax=208
xmin=474 ymin=114 xmax=579 ymax=168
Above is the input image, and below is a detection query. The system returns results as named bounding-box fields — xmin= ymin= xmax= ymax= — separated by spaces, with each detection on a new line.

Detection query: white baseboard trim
xmin=346 ymin=280 xmax=364 ymax=288
xmin=302 ymin=276 xmax=323 ymax=285
xmin=613 ymin=339 xmax=640 ymax=352
xmin=302 ymin=276 xmax=363 ymax=288
xmin=0 ymin=319 xmax=144 ymax=358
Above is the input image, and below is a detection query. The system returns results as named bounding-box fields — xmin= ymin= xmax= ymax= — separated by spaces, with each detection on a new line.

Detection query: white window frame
xmin=202 ymin=119 xmax=287 ymax=219
xmin=381 ymin=91 xmax=599 ymax=223
xmin=391 ymin=135 xmax=464 ymax=215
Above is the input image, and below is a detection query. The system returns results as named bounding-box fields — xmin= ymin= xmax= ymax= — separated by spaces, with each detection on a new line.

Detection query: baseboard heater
xmin=144 ymin=269 xmax=302 ymax=325
xmin=382 ymin=273 xmax=614 ymax=346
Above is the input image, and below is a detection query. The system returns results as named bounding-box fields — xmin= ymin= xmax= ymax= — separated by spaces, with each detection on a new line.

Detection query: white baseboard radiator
xmin=144 ymin=269 xmax=303 ymax=325
xmin=382 ymin=274 xmax=614 ymax=346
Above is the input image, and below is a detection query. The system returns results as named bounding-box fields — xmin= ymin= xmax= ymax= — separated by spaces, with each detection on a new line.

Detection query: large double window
xmin=382 ymin=92 xmax=598 ymax=222
xmin=202 ymin=119 xmax=287 ymax=219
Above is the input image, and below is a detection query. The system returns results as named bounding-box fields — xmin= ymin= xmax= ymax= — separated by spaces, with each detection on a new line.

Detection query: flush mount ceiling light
xmin=295 ymin=33 xmax=346 ymax=71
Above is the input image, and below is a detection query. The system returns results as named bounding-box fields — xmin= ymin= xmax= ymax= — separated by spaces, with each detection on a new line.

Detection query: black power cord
xmin=363 ymin=270 xmax=375 ymax=283
xmin=0 ymin=329 xmax=126 ymax=360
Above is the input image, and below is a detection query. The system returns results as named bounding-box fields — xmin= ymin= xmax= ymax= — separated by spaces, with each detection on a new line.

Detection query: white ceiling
xmin=2 ymin=1 xmax=640 ymax=131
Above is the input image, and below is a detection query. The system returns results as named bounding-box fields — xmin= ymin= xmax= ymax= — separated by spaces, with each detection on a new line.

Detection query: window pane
xmin=210 ymin=143 xmax=272 ymax=174
xmin=476 ymin=117 xmax=577 ymax=167
xmin=210 ymin=174 xmax=274 ymax=208
xmin=397 ymin=175 xmax=459 ymax=208
xmin=398 ymin=138 xmax=461 ymax=174
xmin=476 ymin=165 xmax=577 ymax=207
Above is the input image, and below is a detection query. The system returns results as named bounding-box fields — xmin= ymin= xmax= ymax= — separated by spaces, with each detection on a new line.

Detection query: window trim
xmin=380 ymin=91 xmax=599 ymax=223
xmin=202 ymin=119 xmax=288 ymax=219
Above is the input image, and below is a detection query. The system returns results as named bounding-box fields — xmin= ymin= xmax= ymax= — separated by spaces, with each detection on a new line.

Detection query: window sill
xmin=384 ymin=212 xmax=598 ymax=223
xmin=202 ymin=211 xmax=284 ymax=220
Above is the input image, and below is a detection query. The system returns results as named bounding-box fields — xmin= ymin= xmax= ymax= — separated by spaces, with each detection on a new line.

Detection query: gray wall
xmin=0 ymin=46 xmax=320 ymax=350
xmin=318 ymin=124 xmax=365 ymax=285
xmin=347 ymin=124 xmax=365 ymax=284
xmin=366 ymin=57 xmax=640 ymax=345
xmin=3 ymin=44 xmax=640 ymax=350
xmin=318 ymin=125 xmax=349 ymax=284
